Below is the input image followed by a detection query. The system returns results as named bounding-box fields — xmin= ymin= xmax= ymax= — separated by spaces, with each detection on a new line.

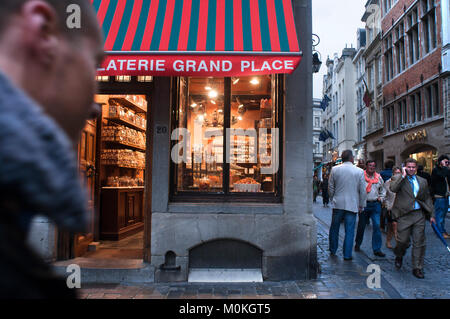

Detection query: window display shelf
xmin=105 ymin=117 xmax=146 ymax=132
xmin=109 ymin=96 xmax=147 ymax=113
xmin=101 ymin=162 xmax=145 ymax=170
xmin=104 ymin=140 xmax=146 ymax=152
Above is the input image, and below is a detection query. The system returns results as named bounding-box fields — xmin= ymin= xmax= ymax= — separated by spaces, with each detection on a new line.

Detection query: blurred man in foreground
xmin=0 ymin=0 xmax=103 ymax=298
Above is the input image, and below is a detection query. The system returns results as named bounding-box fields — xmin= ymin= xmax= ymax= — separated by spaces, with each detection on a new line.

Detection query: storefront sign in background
xmin=97 ymin=55 xmax=301 ymax=77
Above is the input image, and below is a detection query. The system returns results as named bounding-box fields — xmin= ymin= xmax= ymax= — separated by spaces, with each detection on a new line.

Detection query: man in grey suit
xmin=328 ymin=150 xmax=367 ymax=260
xmin=390 ymin=158 xmax=435 ymax=279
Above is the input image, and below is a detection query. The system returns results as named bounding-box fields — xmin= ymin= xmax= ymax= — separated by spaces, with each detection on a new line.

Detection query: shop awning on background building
xmin=92 ymin=0 xmax=302 ymax=76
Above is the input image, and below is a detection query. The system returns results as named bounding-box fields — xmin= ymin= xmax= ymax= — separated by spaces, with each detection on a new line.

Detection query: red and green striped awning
xmin=93 ymin=0 xmax=302 ymax=76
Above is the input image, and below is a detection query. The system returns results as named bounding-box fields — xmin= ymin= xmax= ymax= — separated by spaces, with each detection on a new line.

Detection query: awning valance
xmin=93 ymin=0 xmax=302 ymax=76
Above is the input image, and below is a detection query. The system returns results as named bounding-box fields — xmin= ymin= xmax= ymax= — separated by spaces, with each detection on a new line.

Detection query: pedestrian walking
xmin=380 ymin=160 xmax=394 ymax=232
xmin=313 ymin=175 xmax=320 ymax=203
xmin=417 ymin=165 xmax=432 ymax=188
xmin=321 ymin=175 xmax=330 ymax=207
xmin=0 ymin=0 xmax=103 ymax=298
xmin=390 ymin=158 xmax=435 ymax=279
xmin=357 ymin=159 xmax=366 ymax=170
xmin=383 ymin=167 xmax=402 ymax=249
xmin=328 ymin=150 xmax=367 ymax=261
xmin=430 ymin=155 xmax=450 ymax=239
xmin=380 ymin=160 xmax=394 ymax=182
xmin=355 ymin=160 xmax=387 ymax=257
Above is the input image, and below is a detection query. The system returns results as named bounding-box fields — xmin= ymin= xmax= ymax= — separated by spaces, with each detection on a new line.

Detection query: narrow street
xmin=78 ymin=198 xmax=450 ymax=299
xmin=314 ymin=198 xmax=450 ymax=299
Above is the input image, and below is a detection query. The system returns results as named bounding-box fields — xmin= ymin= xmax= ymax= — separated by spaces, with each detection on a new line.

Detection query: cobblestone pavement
xmin=314 ymin=199 xmax=450 ymax=299
xmin=78 ymin=204 xmax=395 ymax=299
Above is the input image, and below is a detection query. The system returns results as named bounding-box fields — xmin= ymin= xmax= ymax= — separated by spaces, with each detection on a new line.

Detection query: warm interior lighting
xmin=205 ymin=86 xmax=212 ymax=91
xmin=250 ymin=78 xmax=260 ymax=85
xmin=208 ymin=90 xmax=218 ymax=98
xmin=233 ymin=77 xmax=240 ymax=85
xmin=211 ymin=100 xmax=216 ymax=104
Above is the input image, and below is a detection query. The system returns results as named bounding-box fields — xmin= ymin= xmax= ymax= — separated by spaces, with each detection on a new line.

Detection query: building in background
xmin=313 ymin=98 xmax=324 ymax=179
xmin=321 ymin=57 xmax=335 ymax=164
xmin=381 ymin=0 xmax=446 ymax=172
xmin=362 ymin=0 xmax=384 ymax=168
xmin=353 ymin=28 xmax=368 ymax=163
xmin=442 ymin=0 xmax=450 ymax=155
xmin=322 ymin=48 xmax=358 ymax=162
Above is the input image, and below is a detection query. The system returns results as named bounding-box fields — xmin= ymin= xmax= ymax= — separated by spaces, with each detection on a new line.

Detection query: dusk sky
xmin=312 ymin=0 xmax=367 ymax=99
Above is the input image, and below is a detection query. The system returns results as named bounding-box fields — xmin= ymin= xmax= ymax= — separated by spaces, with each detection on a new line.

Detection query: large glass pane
xmin=229 ymin=75 xmax=278 ymax=193
xmin=174 ymin=77 xmax=224 ymax=192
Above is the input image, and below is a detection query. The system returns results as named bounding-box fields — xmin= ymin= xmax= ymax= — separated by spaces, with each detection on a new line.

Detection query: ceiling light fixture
xmin=250 ymin=78 xmax=260 ymax=85
xmin=208 ymin=90 xmax=218 ymax=98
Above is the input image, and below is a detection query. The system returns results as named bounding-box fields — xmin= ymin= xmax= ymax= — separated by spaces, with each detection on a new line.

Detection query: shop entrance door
xmin=74 ymin=119 xmax=98 ymax=257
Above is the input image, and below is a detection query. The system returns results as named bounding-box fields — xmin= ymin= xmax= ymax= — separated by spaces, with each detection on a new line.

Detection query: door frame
xmin=57 ymin=78 xmax=154 ymax=262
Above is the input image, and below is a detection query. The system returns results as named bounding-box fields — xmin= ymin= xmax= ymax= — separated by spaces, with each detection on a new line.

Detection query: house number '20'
xmin=157 ymin=126 xmax=168 ymax=134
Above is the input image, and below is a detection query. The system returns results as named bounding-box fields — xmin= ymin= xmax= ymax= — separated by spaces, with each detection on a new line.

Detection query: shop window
xmin=425 ymin=83 xmax=439 ymax=118
xmin=96 ymin=76 xmax=110 ymax=82
xmin=411 ymin=149 xmax=436 ymax=174
xmin=407 ymin=7 xmax=420 ymax=65
xmin=115 ymin=75 xmax=132 ymax=82
xmin=421 ymin=0 xmax=437 ymax=54
xmin=137 ymin=76 xmax=153 ymax=82
xmin=394 ymin=23 xmax=406 ymax=74
xmin=171 ymin=76 xmax=282 ymax=200
xmin=432 ymin=83 xmax=440 ymax=116
xmin=410 ymin=95 xmax=416 ymax=123
xmin=384 ymin=35 xmax=394 ymax=81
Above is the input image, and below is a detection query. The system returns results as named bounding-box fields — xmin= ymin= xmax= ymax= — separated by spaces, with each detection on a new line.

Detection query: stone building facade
xmin=442 ymin=0 xmax=450 ymax=154
xmin=354 ymin=28 xmax=368 ymax=163
xmin=381 ymin=0 xmax=446 ymax=171
xmin=322 ymin=48 xmax=358 ymax=162
xmin=363 ymin=0 xmax=385 ymax=169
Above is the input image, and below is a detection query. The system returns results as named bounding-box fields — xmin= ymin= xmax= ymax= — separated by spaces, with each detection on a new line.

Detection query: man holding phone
xmin=390 ymin=158 xmax=435 ymax=279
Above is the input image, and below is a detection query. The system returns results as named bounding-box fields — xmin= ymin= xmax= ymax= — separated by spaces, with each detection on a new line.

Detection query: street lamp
xmin=313 ymin=52 xmax=322 ymax=73
xmin=312 ymin=34 xmax=322 ymax=73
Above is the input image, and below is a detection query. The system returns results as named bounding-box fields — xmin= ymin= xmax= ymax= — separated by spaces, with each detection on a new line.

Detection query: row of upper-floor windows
xmin=384 ymin=82 xmax=441 ymax=133
xmin=384 ymin=1 xmax=437 ymax=82
xmin=383 ymin=0 xmax=398 ymax=15
xmin=357 ymin=119 xmax=366 ymax=143
xmin=383 ymin=0 xmax=432 ymax=15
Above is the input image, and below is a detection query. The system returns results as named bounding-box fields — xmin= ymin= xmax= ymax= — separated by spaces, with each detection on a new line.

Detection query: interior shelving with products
xmin=95 ymin=94 xmax=148 ymax=240
xmin=174 ymin=75 xmax=278 ymax=195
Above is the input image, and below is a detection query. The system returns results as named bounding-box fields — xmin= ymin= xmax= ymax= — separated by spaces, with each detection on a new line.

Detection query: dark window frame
xmin=169 ymin=75 xmax=284 ymax=203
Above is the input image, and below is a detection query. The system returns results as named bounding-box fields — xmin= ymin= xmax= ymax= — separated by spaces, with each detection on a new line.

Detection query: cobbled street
xmin=78 ymin=198 xmax=449 ymax=299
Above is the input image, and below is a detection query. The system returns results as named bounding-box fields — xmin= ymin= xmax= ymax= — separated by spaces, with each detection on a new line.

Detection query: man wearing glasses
xmin=431 ymin=155 xmax=450 ymax=239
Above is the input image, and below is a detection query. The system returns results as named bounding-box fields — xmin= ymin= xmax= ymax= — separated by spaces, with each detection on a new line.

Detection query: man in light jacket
xmin=328 ymin=150 xmax=367 ymax=260
xmin=355 ymin=160 xmax=386 ymax=257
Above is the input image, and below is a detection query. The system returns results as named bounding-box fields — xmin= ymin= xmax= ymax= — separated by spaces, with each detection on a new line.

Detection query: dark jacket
xmin=380 ymin=169 xmax=393 ymax=182
xmin=390 ymin=174 xmax=434 ymax=221
xmin=431 ymin=166 xmax=450 ymax=197
xmin=417 ymin=170 xmax=432 ymax=188
xmin=0 ymin=71 xmax=88 ymax=298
